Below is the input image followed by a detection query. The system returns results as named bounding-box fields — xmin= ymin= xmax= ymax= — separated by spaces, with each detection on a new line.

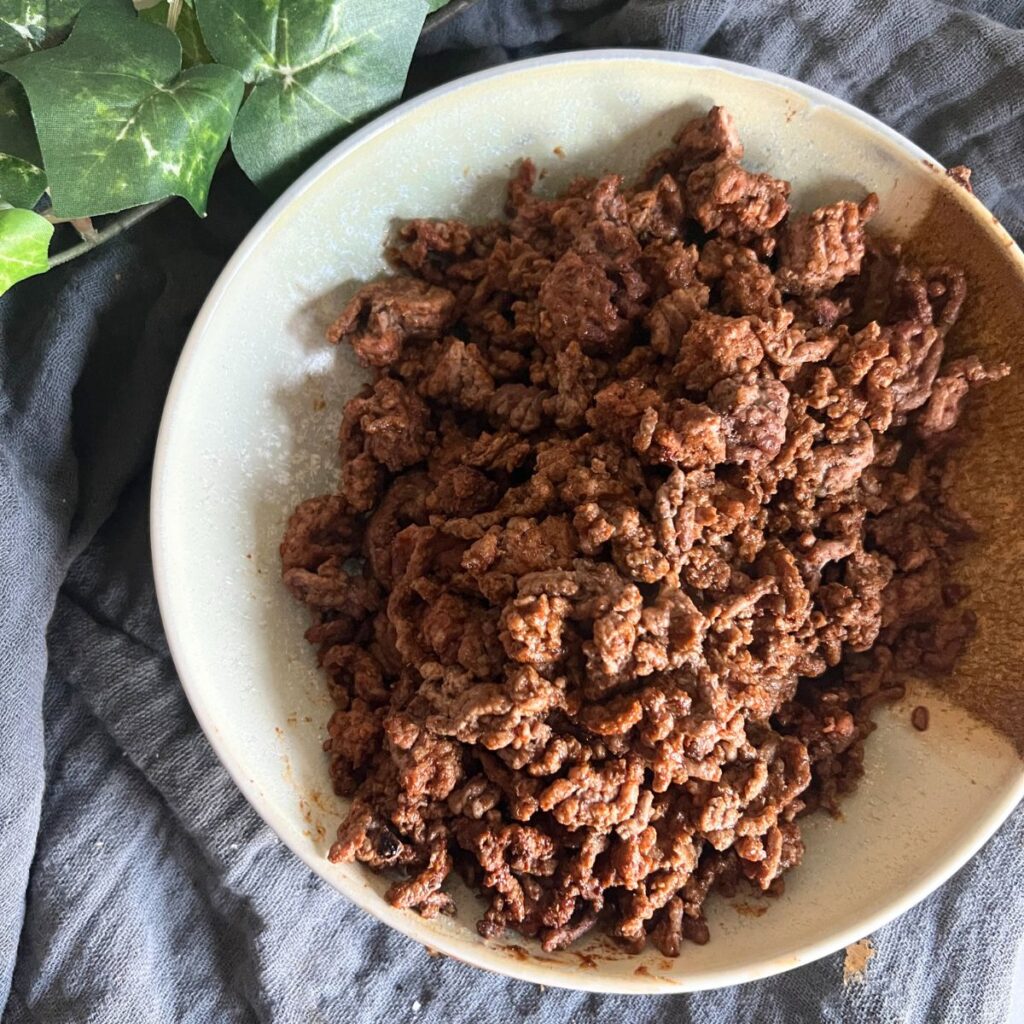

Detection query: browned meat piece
xmin=647 ymin=400 xmax=727 ymax=469
xmin=280 ymin=494 xmax=361 ymax=572
xmin=324 ymin=698 xmax=384 ymax=796
xmin=538 ymin=250 xmax=628 ymax=353
xmin=886 ymin=322 xmax=945 ymax=414
xmin=628 ymin=175 xmax=685 ymax=241
xmin=426 ymin=466 xmax=500 ymax=517
xmin=386 ymin=828 xmax=455 ymax=918
xmin=646 ymin=285 xmax=711 ymax=358
xmin=574 ymin=503 xmax=671 ymax=582
xmin=916 ymin=356 xmax=1009 ymax=440
xmin=420 ymin=337 xmax=495 ymax=412
xmin=341 ymin=377 xmax=432 ymax=473
xmin=391 ymin=218 xmax=475 ymax=278
xmin=539 ymin=755 xmax=645 ymax=829
xmin=460 ymin=430 xmax=532 ymax=473
xmin=499 ymin=591 xmax=571 ymax=665
xmin=674 ymin=312 xmax=765 ymax=391
xmin=448 ymin=775 xmax=502 ymax=819
xmin=427 ymin=666 xmax=567 ymax=749
xmin=888 ymin=263 xmax=967 ymax=333
xmin=283 ymin=558 xmax=380 ymax=614
xmin=328 ymin=278 xmax=456 ymax=366
xmin=460 ymin=519 xmax=574 ymax=604
xmin=685 ymin=158 xmax=790 ymax=243
xmin=364 ymin=474 xmax=429 ymax=585
xmin=282 ymin=103 xmax=1007 ymax=957
xmin=775 ymin=195 xmax=878 ymax=296
xmin=587 ymin=378 xmax=662 ymax=449
xmin=487 ymin=383 xmax=551 ymax=434
xmin=546 ymin=341 xmax=602 ymax=430
xmin=550 ymin=175 xmax=640 ymax=282
xmin=804 ymin=421 xmax=876 ymax=496
xmin=640 ymin=240 xmax=702 ymax=299
xmin=721 ymin=258 xmax=781 ymax=317
xmin=340 ymin=453 xmax=383 ymax=515
xmin=881 ymin=559 xmax=944 ymax=630
xmin=323 ymin=644 xmax=389 ymax=705
xmin=646 ymin=105 xmax=744 ymax=180
xmin=339 ymin=378 xmax=433 ymax=511
xmin=709 ymin=374 xmax=789 ymax=466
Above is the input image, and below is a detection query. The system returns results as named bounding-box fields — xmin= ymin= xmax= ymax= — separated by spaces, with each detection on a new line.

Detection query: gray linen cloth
xmin=2 ymin=1 xmax=1023 ymax=1021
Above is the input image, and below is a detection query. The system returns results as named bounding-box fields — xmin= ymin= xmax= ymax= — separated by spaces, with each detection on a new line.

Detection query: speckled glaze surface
xmin=151 ymin=51 xmax=1024 ymax=993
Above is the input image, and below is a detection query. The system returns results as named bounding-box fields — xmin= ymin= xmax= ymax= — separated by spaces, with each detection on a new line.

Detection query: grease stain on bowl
xmin=272 ymin=725 xmax=334 ymax=846
xmin=732 ymin=900 xmax=769 ymax=919
xmin=299 ymin=797 xmax=326 ymax=843
xmin=499 ymin=944 xmax=560 ymax=966
xmin=634 ymin=963 xmax=681 ymax=985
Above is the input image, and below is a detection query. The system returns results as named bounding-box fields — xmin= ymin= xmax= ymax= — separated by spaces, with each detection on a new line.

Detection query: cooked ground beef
xmin=281 ymin=106 xmax=1008 ymax=956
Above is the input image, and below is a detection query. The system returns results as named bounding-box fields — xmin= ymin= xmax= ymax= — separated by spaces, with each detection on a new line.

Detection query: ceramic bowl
xmin=151 ymin=50 xmax=1024 ymax=993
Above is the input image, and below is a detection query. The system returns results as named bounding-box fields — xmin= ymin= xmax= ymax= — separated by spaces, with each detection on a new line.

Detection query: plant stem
xmin=47 ymin=199 xmax=172 ymax=268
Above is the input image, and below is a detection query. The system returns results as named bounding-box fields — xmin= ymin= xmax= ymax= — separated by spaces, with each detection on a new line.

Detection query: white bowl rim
xmin=151 ymin=47 xmax=1024 ymax=994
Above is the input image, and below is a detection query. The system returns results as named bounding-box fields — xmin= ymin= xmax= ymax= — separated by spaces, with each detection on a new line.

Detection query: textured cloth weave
xmin=2 ymin=2 xmax=1023 ymax=1021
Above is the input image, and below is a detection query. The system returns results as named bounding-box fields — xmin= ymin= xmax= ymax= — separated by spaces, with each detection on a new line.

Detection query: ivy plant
xmin=0 ymin=205 xmax=52 ymax=291
xmin=197 ymin=0 xmax=428 ymax=193
xmin=0 ymin=0 xmax=442 ymax=295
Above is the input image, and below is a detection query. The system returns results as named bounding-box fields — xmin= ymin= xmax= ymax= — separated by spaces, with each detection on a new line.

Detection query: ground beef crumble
xmin=281 ymin=106 xmax=1008 ymax=956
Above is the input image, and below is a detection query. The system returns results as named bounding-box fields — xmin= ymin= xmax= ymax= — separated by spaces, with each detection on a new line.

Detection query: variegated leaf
xmin=137 ymin=0 xmax=210 ymax=68
xmin=195 ymin=0 xmax=426 ymax=194
xmin=0 ymin=204 xmax=52 ymax=293
xmin=0 ymin=0 xmax=81 ymax=62
xmin=3 ymin=0 xmax=243 ymax=217
xmin=0 ymin=75 xmax=45 ymax=207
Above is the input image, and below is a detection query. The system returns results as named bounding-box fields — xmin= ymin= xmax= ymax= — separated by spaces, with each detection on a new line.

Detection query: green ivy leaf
xmin=0 ymin=75 xmax=45 ymax=207
xmin=138 ymin=1 xmax=211 ymax=68
xmin=0 ymin=205 xmax=52 ymax=294
xmin=0 ymin=0 xmax=81 ymax=62
xmin=3 ymin=0 xmax=244 ymax=218
xmin=0 ymin=152 xmax=45 ymax=210
xmin=195 ymin=0 xmax=427 ymax=195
